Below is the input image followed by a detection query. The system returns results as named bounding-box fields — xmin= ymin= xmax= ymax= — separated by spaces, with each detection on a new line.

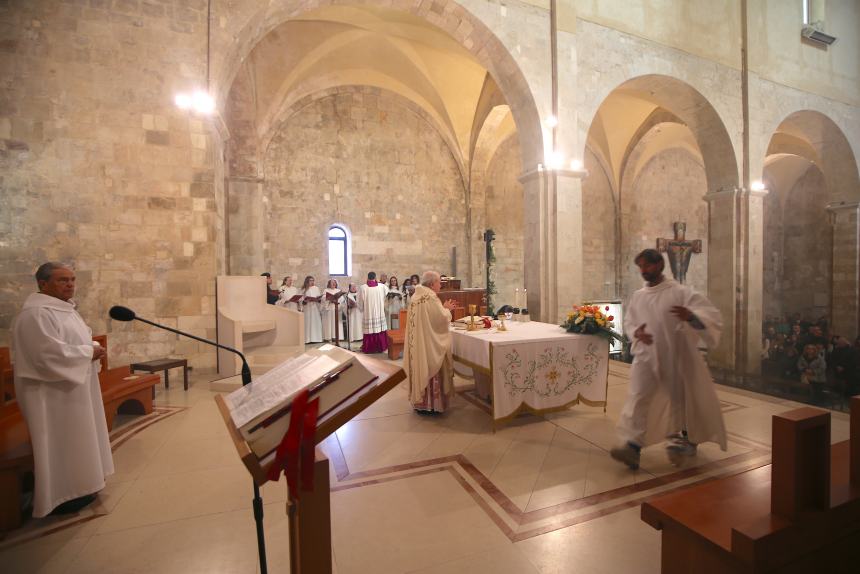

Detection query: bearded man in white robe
xmin=610 ymin=249 xmax=726 ymax=470
xmin=404 ymin=271 xmax=458 ymax=413
xmin=12 ymin=262 xmax=114 ymax=516
xmin=357 ymin=271 xmax=389 ymax=353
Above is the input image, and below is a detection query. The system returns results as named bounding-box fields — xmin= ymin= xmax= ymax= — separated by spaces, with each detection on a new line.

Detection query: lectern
xmin=215 ymin=351 xmax=405 ymax=573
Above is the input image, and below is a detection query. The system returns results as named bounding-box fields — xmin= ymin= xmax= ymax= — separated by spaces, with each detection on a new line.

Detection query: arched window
xmin=328 ymin=225 xmax=349 ymax=276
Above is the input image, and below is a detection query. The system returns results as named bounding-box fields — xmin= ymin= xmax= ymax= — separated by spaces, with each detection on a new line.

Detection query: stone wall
xmin=620 ymin=147 xmax=709 ymax=300
xmin=763 ymin=166 xmax=832 ymax=320
xmin=0 ymin=0 xmax=220 ymax=370
xmin=581 ymin=146 xmax=617 ymax=300
xmin=253 ymin=87 xmax=468 ymax=287
xmin=483 ymin=135 xmax=524 ymax=309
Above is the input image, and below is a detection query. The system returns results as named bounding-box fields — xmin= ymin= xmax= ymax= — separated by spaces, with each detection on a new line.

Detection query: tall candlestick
xmin=515 ymin=288 xmax=520 ymax=309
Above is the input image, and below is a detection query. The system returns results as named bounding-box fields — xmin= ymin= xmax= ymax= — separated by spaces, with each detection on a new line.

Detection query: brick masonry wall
xmin=0 ymin=0 xmax=221 ymax=370
xmin=484 ymin=135 xmax=523 ymax=309
xmin=252 ymin=87 xmax=469 ymax=288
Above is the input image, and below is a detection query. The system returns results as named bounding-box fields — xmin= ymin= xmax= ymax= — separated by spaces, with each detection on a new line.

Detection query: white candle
xmin=515 ymin=288 xmax=520 ymax=309
xmin=523 ymin=288 xmax=527 ymax=309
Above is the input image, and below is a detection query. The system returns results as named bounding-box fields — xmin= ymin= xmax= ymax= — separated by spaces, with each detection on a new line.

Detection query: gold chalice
xmin=467 ymin=304 xmax=478 ymax=331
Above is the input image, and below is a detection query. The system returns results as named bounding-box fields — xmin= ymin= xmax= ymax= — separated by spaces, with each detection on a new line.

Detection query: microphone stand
xmin=118 ymin=314 xmax=268 ymax=574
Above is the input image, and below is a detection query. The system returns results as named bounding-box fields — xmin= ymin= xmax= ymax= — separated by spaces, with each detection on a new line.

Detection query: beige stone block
xmin=183 ymin=242 xmax=194 ymax=257
xmin=191 ymin=227 xmax=207 ymax=242
xmin=0 ymin=117 xmax=10 ymax=139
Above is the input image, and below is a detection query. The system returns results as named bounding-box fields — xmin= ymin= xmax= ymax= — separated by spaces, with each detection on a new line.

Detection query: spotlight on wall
xmin=546 ymin=150 xmax=565 ymax=170
xmin=544 ymin=115 xmax=558 ymax=128
xmin=174 ymin=90 xmax=215 ymax=115
xmin=750 ymin=180 xmax=766 ymax=192
xmin=569 ymin=158 xmax=584 ymax=171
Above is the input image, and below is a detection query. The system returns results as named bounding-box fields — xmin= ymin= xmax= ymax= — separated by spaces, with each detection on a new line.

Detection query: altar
xmin=451 ymin=321 xmax=609 ymax=425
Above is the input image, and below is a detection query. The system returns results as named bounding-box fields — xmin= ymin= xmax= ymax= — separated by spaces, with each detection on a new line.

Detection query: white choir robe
xmin=346 ymin=293 xmax=363 ymax=341
xmin=387 ymin=289 xmax=404 ymax=329
xmin=321 ymin=288 xmax=342 ymax=342
xmin=618 ymin=279 xmax=727 ymax=450
xmin=302 ymin=286 xmax=323 ymax=343
xmin=277 ymin=286 xmax=300 ymax=311
xmin=11 ymin=293 xmax=114 ymax=517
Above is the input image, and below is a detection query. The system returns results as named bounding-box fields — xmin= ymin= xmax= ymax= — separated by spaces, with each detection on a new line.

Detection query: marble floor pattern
xmin=0 ymin=360 xmax=852 ymax=573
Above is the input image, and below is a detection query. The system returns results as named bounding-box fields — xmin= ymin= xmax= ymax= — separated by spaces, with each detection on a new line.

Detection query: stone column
xmin=827 ymin=202 xmax=860 ymax=341
xmin=740 ymin=189 xmax=768 ymax=375
xmin=704 ymin=188 xmax=739 ymax=370
xmin=519 ymin=167 xmax=585 ymax=324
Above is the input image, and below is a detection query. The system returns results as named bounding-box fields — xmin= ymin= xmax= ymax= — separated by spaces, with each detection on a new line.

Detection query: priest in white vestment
xmin=12 ymin=262 xmax=114 ymax=517
xmin=357 ymin=271 xmax=389 ymax=353
xmin=300 ymin=276 xmax=323 ymax=344
xmin=404 ymin=271 xmax=458 ymax=413
xmin=277 ymin=276 xmax=300 ymax=311
xmin=610 ymin=249 xmax=726 ymax=470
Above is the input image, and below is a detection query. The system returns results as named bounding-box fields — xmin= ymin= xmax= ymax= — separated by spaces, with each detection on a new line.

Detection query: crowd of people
xmin=262 ymin=271 xmax=424 ymax=346
xmin=760 ymin=314 xmax=860 ymax=402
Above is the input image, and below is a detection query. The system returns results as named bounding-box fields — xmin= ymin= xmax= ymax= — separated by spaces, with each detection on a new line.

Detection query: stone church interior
xmin=2 ymin=0 xmax=860 ymax=572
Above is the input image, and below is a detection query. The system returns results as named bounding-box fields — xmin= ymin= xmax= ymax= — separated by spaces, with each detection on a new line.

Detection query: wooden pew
xmin=641 ymin=397 xmax=860 ymax=573
xmin=386 ymin=309 xmax=408 ymax=360
xmin=0 ymin=337 xmax=160 ymax=532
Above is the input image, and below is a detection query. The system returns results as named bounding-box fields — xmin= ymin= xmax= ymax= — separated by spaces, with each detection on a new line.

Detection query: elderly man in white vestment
xmin=12 ymin=262 xmax=114 ymax=516
xmin=610 ymin=249 xmax=726 ymax=470
xmin=357 ymin=271 xmax=389 ymax=354
xmin=404 ymin=271 xmax=457 ymax=413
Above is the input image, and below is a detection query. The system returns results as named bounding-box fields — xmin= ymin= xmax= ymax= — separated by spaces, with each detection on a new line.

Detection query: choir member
xmin=301 ymin=275 xmax=323 ymax=343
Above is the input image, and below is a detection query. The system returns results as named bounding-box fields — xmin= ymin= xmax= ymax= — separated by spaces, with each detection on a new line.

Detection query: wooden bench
xmin=641 ymin=397 xmax=860 ymax=573
xmin=386 ymin=309 xmax=408 ymax=360
xmin=0 ymin=337 xmax=160 ymax=532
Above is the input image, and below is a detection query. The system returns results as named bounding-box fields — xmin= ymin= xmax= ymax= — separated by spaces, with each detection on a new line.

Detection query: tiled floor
xmin=1 ymin=359 xmax=851 ymax=573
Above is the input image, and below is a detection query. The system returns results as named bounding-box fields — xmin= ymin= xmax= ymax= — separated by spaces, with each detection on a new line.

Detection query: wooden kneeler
xmin=216 ymin=353 xmax=405 ymax=574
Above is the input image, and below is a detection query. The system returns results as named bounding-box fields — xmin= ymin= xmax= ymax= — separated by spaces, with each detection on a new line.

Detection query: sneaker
xmin=666 ymin=435 xmax=697 ymax=466
xmin=610 ymin=443 xmax=641 ymax=470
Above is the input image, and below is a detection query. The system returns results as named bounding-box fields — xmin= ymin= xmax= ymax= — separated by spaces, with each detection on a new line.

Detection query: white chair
xmin=216 ymin=276 xmax=304 ymax=376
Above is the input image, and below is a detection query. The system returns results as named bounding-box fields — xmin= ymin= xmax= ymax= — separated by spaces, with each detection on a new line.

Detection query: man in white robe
xmin=404 ymin=271 xmax=458 ymax=413
xmin=12 ymin=262 xmax=114 ymax=517
xmin=610 ymin=249 xmax=726 ymax=470
xmin=357 ymin=271 xmax=389 ymax=353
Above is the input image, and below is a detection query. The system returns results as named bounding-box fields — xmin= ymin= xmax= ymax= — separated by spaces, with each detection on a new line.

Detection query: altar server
xmin=610 ymin=249 xmax=726 ymax=470
xmin=301 ymin=275 xmax=323 ymax=343
xmin=357 ymin=271 xmax=389 ymax=353
xmin=321 ymin=279 xmax=341 ymax=342
xmin=12 ymin=262 xmax=114 ymax=517
xmin=277 ymin=275 xmax=300 ymax=311
xmin=405 ymin=271 xmax=458 ymax=413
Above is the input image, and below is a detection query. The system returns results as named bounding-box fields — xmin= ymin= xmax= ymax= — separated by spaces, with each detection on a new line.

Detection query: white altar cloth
xmin=451 ymin=321 xmax=609 ymax=423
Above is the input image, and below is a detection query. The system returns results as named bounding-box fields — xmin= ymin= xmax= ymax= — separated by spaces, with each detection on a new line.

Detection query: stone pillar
xmin=520 ymin=167 xmax=548 ymax=321
xmin=519 ymin=167 xmax=584 ymax=324
xmin=704 ymin=188 xmax=739 ymax=370
xmin=740 ymin=189 xmax=768 ymax=375
xmin=226 ymin=177 xmax=265 ymax=275
xmin=828 ymin=202 xmax=860 ymax=341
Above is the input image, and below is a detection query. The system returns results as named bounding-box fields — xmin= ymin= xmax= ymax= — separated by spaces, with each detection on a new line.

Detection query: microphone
xmin=108 ymin=305 xmax=252 ymax=386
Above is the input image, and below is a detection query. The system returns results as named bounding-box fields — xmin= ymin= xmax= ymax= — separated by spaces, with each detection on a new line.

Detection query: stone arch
xmin=581 ymin=74 xmax=739 ymax=194
xmin=215 ymin=0 xmax=544 ymax=172
xmin=762 ymin=109 xmax=860 ymax=339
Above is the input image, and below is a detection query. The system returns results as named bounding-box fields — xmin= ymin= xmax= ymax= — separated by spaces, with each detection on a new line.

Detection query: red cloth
xmin=361 ymin=331 xmax=388 ymax=353
xmin=367 ymin=280 xmax=378 ymax=287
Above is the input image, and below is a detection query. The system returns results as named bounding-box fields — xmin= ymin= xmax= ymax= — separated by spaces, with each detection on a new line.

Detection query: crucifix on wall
xmin=656 ymin=222 xmax=702 ymax=285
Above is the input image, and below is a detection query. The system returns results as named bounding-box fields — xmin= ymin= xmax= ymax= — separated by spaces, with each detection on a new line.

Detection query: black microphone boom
xmin=108 ymin=304 xmax=266 ymax=572
xmin=108 ymin=305 xmax=251 ymax=386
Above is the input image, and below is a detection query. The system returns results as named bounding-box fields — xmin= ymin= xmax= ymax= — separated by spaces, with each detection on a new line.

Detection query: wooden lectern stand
xmin=215 ymin=353 xmax=405 ymax=574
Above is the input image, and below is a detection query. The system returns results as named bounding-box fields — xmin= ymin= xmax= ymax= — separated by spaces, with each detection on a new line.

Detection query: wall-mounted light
xmin=750 ymin=180 xmax=766 ymax=192
xmin=544 ymin=115 xmax=558 ymax=129
xmin=174 ymin=90 xmax=215 ymax=115
xmin=569 ymin=158 xmax=583 ymax=171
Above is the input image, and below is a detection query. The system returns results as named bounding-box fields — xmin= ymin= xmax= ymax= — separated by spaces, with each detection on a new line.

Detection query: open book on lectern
xmin=223 ymin=345 xmax=378 ymax=458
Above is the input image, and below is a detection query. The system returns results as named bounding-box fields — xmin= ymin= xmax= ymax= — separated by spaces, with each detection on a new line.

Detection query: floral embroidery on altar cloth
xmin=500 ymin=343 xmax=602 ymax=398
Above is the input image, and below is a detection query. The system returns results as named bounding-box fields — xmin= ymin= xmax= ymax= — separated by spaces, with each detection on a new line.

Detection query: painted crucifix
xmin=656 ymin=222 xmax=701 ymax=285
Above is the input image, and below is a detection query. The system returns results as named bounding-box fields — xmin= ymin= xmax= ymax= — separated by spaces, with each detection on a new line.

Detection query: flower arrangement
xmin=561 ymin=304 xmax=623 ymax=342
